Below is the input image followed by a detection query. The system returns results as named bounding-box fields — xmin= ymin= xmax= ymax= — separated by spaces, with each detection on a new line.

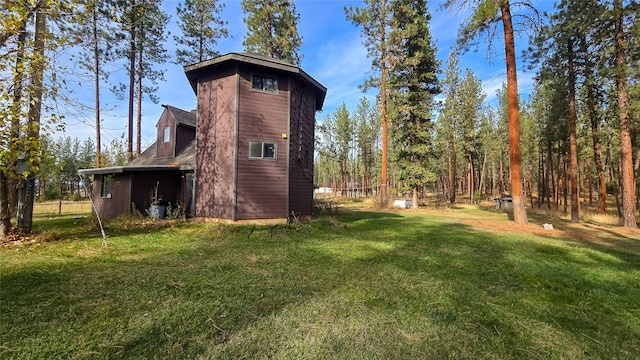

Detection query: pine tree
xmin=387 ymin=0 xmax=439 ymax=208
xmin=112 ymin=0 xmax=169 ymax=159
xmin=443 ymin=0 xmax=539 ymax=224
xmin=174 ymin=0 xmax=228 ymax=66
xmin=241 ymin=0 xmax=303 ymax=65
xmin=354 ymin=97 xmax=380 ymax=197
xmin=613 ymin=0 xmax=637 ymax=228
xmin=456 ymin=69 xmax=485 ymax=204
xmin=346 ymin=0 xmax=392 ymax=205
xmin=437 ymin=52 xmax=462 ymax=204
xmin=75 ymin=0 xmax=115 ymax=168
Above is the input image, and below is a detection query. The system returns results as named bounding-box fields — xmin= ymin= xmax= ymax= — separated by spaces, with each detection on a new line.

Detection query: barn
xmin=185 ymin=52 xmax=326 ymax=222
xmin=79 ymin=52 xmax=326 ymax=222
xmin=78 ymin=105 xmax=197 ymax=219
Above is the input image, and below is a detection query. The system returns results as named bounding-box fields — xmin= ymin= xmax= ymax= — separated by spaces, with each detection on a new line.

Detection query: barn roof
xmin=78 ymin=140 xmax=195 ymax=176
xmin=184 ymin=52 xmax=327 ymax=111
xmin=160 ymin=104 xmax=196 ymax=128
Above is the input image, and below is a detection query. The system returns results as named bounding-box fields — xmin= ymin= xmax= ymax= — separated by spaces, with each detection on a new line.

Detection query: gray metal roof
xmin=184 ymin=52 xmax=327 ymax=110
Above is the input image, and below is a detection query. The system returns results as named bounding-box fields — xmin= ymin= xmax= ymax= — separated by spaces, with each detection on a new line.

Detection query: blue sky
xmin=59 ymin=0 xmax=553 ymax=148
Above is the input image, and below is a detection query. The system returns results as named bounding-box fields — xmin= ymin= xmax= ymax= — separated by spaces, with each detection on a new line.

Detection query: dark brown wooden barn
xmin=184 ymin=52 xmax=326 ymax=221
xmin=79 ymin=53 xmax=326 ymax=222
xmin=79 ymin=105 xmax=197 ymax=219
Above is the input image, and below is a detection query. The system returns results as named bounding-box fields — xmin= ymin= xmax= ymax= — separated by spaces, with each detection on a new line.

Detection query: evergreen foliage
xmin=241 ymin=0 xmax=303 ymax=65
xmin=174 ymin=0 xmax=228 ymax=66
xmin=387 ymin=0 xmax=440 ymax=205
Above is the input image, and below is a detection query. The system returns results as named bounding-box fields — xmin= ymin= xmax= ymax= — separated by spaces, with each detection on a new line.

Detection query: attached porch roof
xmin=78 ymin=140 xmax=195 ymax=176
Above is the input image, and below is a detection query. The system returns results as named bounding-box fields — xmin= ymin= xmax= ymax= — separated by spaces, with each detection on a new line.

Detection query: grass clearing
xmin=1 ymin=207 xmax=639 ymax=359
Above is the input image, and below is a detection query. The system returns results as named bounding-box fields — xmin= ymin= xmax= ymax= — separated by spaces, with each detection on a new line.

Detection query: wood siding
xmin=156 ymin=109 xmax=176 ymax=159
xmin=236 ymin=65 xmax=289 ymax=219
xmin=93 ymin=171 xmax=186 ymax=219
xmin=93 ymin=174 xmax=132 ymax=219
xmin=288 ymin=77 xmax=316 ymax=216
xmin=176 ymin=126 xmax=195 ymax=155
xmin=195 ymin=65 xmax=237 ymax=219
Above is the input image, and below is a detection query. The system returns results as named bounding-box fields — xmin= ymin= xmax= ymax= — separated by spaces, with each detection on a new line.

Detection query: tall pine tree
xmin=387 ymin=0 xmax=440 ymax=208
xmin=241 ymin=0 xmax=303 ymax=65
xmin=443 ymin=0 xmax=539 ymax=224
xmin=174 ymin=0 xmax=228 ymax=66
xmin=346 ymin=0 xmax=392 ymax=205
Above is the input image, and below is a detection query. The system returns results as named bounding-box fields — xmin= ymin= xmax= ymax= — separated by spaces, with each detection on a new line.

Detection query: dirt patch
xmin=461 ymin=219 xmax=640 ymax=254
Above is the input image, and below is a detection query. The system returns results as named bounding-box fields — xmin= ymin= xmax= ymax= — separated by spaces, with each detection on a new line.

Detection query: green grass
xmin=1 ymin=209 xmax=639 ymax=359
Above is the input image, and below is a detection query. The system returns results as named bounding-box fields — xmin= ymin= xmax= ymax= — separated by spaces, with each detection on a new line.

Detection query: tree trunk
xmin=529 ymin=157 xmax=534 ymax=208
xmin=479 ymin=150 xmax=487 ymax=197
xmin=499 ymin=149 xmax=504 ymax=195
xmin=379 ymin=0 xmax=388 ymax=206
xmin=500 ymin=1 xmax=527 ymax=224
xmin=450 ymin=141 xmax=457 ymax=204
xmin=0 ymin=171 xmax=10 ymax=238
xmin=93 ymin=4 xmax=101 ymax=168
xmin=467 ymin=152 xmax=474 ymax=204
xmin=563 ymin=148 xmax=569 ymax=214
xmin=568 ymin=38 xmax=579 ymax=223
xmin=580 ymin=32 xmax=607 ymax=214
xmin=586 ymin=158 xmax=592 ymax=207
xmin=127 ymin=4 xmax=136 ymax=161
xmin=614 ymin=0 xmax=637 ymax=228
xmin=16 ymin=6 xmax=46 ymax=234
xmin=136 ymin=44 xmax=143 ymax=158
xmin=8 ymin=26 xmax=28 ymax=220
xmin=538 ymin=146 xmax=543 ymax=208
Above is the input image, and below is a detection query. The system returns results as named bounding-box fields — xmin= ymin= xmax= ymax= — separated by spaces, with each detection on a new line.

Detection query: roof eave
xmin=78 ymin=165 xmax=182 ymax=176
xmin=184 ymin=53 xmax=327 ymax=109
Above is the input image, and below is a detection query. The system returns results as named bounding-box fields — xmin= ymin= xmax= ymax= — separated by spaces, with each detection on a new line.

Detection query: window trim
xmin=249 ymin=141 xmax=277 ymax=161
xmin=251 ymin=74 xmax=278 ymax=94
xmin=163 ymin=127 xmax=170 ymax=143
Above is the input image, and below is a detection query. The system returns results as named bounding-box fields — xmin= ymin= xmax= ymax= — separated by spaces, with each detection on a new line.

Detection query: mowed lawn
xmin=1 ymin=207 xmax=639 ymax=359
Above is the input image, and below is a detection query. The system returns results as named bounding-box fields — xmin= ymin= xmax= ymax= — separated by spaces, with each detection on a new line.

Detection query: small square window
xmin=163 ymin=127 xmax=170 ymax=143
xmin=252 ymin=75 xmax=278 ymax=93
xmin=263 ymin=143 xmax=275 ymax=158
xmin=249 ymin=141 xmax=277 ymax=160
xmin=250 ymin=142 xmax=263 ymax=158
xmin=101 ymin=176 xmax=112 ymax=198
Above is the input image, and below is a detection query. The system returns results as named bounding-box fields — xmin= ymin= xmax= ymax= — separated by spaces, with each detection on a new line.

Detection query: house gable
xmin=156 ymin=105 xmax=196 ymax=159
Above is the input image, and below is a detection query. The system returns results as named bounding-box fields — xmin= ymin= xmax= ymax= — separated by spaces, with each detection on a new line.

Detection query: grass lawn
xmin=1 ymin=206 xmax=639 ymax=359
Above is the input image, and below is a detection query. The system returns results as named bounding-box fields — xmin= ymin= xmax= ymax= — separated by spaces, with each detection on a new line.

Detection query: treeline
xmin=320 ymin=0 xmax=638 ymax=228
xmin=35 ymin=135 xmax=129 ymax=202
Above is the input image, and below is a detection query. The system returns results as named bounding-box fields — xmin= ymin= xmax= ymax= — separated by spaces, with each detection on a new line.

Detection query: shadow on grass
xmin=2 ymin=210 xmax=639 ymax=359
